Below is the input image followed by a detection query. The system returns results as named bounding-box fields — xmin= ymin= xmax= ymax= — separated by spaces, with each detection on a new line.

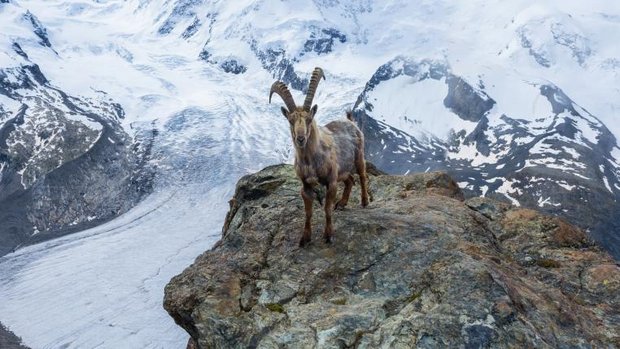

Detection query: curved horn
xmin=303 ymin=67 xmax=325 ymax=111
xmin=269 ymin=81 xmax=297 ymax=112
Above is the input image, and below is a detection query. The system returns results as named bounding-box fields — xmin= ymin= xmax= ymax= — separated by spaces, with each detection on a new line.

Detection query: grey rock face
xmin=301 ymin=27 xmax=347 ymax=56
xmin=164 ymin=164 xmax=619 ymax=349
xmin=22 ymin=11 xmax=52 ymax=49
xmin=158 ymin=0 xmax=204 ymax=35
xmin=250 ymin=43 xmax=309 ymax=91
xmin=443 ymin=75 xmax=495 ymax=123
xmin=220 ymin=59 xmax=247 ymax=74
xmin=0 ymin=322 xmax=29 ymax=349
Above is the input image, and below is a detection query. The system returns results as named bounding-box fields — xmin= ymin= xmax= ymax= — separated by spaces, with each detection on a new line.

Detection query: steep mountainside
xmin=0 ymin=3 xmax=154 ymax=255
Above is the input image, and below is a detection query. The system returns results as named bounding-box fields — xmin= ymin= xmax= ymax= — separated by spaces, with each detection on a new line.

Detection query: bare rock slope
xmin=164 ymin=164 xmax=619 ymax=348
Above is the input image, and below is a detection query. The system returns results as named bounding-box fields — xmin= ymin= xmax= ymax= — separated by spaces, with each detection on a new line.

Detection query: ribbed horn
xmin=303 ymin=67 xmax=325 ymax=111
xmin=269 ymin=81 xmax=297 ymax=112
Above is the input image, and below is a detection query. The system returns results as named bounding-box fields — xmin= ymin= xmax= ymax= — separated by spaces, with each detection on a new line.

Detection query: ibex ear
xmin=280 ymin=107 xmax=289 ymax=118
xmin=309 ymin=104 xmax=318 ymax=120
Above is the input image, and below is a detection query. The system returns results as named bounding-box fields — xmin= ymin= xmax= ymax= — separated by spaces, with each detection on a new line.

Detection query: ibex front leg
xmin=300 ymin=183 xmax=314 ymax=247
xmin=323 ymin=180 xmax=337 ymax=243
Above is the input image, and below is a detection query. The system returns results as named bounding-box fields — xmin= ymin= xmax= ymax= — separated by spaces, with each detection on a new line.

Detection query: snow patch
xmin=0 ymin=93 xmax=21 ymax=116
xmin=457 ymin=181 xmax=473 ymax=191
xmin=496 ymin=178 xmax=522 ymax=206
xmin=612 ymin=147 xmax=620 ymax=163
xmin=64 ymin=112 xmax=104 ymax=132
xmin=538 ymin=196 xmax=561 ymax=207
xmin=529 ymin=140 xmax=561 ymax=155
xmin=538 ymin=196 xmax=551 ymax=207
xmin=557 ymin=181 xmax=576 ymax=191
xmin=448 ymin=143 xmax=502 ymax=166
xmin=480 ymin=185 xmax=489 ymax=197
xmin=603 ymin=176 xmax=613 ymax=193
xmin=368 ymin=76 xmax=477 ymax=140
xmin=572 ymin=114 xmax=600 ymax=145
xmin=563 ymin=146 xmax=580 ymax=159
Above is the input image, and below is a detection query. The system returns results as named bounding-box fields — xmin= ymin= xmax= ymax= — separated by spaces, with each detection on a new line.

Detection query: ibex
xmin=269 ymin=67 xmax=369 ymax=247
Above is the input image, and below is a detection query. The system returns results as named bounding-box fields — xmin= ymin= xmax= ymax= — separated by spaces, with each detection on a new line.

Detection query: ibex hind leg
xmin=335 ymin=175 xmax=354 ymax=210
xmin=356 ymin=154 xmax=369 ymax=207
xmin=323 ymin=182 xmax=337 ymax=244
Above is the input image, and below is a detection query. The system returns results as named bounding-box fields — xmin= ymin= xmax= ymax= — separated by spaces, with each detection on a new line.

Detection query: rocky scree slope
xmin=164 ymin=164 xmax=620 ymax=349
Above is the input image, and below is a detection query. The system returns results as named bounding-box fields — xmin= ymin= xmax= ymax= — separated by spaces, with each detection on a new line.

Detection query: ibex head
xmin=269 ymin=67 xmax=325 ymax=148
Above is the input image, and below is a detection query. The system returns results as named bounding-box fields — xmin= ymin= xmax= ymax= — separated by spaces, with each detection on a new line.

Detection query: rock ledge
xmin=164 ymin=164 xmax=619 ymax=348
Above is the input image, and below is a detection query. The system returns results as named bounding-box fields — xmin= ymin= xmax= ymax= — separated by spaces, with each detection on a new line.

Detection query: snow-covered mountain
xmin=0 ymin=1 xmax=156 ymax=257
xmin=354 ymin=56 xmax=620 ymax=258
xmin=0 ymin=0 xmax=619 ymax=348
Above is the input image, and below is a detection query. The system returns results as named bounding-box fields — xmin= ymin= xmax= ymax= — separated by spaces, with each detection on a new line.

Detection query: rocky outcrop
xmin=164 ymin=164 xmax=620 ymax=348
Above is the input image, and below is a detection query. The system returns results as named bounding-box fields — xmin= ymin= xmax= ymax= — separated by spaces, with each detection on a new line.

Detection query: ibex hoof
xmin=335 ymin=201 xmax=347 ymax=210
xmin=299 ymin=236 xmax=311 ymax=247
xmin=323 ymin=235 xmax=332 ymax=244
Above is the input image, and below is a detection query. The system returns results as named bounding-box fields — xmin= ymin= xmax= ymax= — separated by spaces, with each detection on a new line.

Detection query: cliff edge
xmin=164 ymin=164 xmax=619 ymax=348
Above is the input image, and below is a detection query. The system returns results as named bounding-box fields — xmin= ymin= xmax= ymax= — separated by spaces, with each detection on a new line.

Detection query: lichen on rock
xmin=164 ymin=164 xmax=620 ymax=349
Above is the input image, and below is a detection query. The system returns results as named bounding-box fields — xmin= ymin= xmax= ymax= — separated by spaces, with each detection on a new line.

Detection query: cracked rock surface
xmin=164 ymin=164 xmax=619 ymax=349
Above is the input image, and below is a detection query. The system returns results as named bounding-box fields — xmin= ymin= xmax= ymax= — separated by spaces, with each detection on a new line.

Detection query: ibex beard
xmin=269 ymin=67 xmax=369 ymax=247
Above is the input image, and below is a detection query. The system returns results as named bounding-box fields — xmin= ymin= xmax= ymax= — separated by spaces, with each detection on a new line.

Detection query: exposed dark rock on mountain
xmin=164 ymin=164 xmax=619 ymax=349
xmin=443 ymin=75 xmax=495 ymax=123
xmin=220 ymin=59 xmax=247 ymax=74
xmin=181 ymin=17 xmax=202 ymax=39
xmin=158 ymin=0 xmax=203 ymax=35
xmin=0 ymin=323 xmax=29 ymax=349
xmin=22 ymin=11 xmax=52 ymax=49
xmin=301 ymin=27 xmax=347 ymax=56
xmin=250 ymin=44 xmax=308 ymax=92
